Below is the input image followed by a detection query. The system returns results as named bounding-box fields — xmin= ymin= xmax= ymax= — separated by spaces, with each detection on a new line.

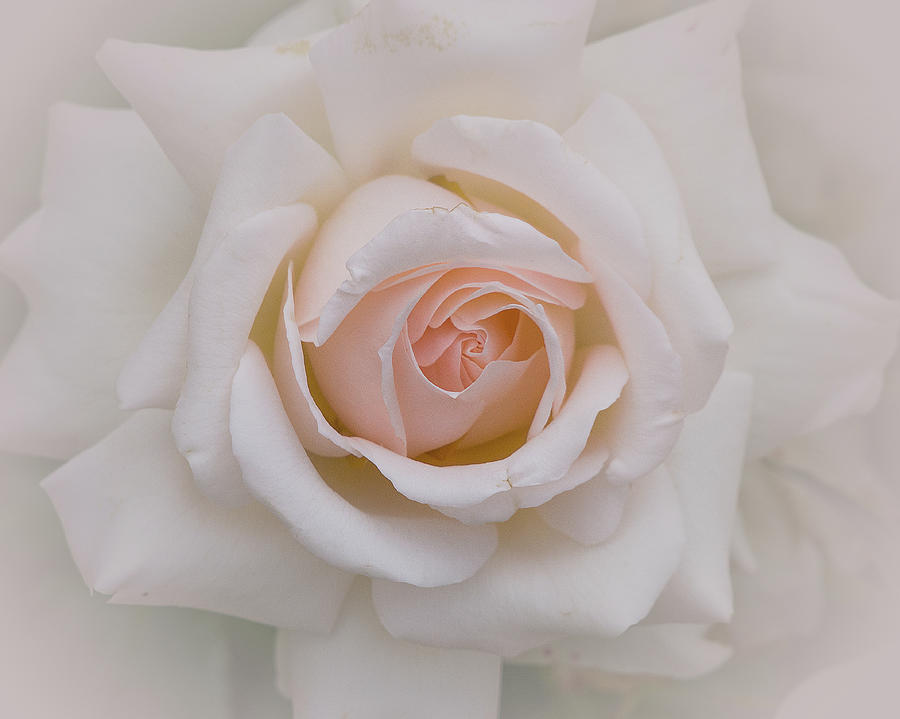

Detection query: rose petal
xmin=582 ymin=0 xmax=775 ymax=275
xmin=172 ymin=203 xmax=318 ymax=506
xmin=646 ymin=370 xmax=753 ymax=624
xmin=97 ymin=40 xmax=332 ymax=198
xmin=586 ymin=258 xmax=685 ymax=484
xmin=278 ymin=580 xmax=501 ymax=719
xmin=315 ymin=204 xmax=591 ymax=344
xmin=274 ymin=267 xmax=355 ymax=458
xmin=412 ymin=114 xmax=650 ymax=297
xmin=347 ymin=344 xmax=627 ymax=523
xmin=564 ymin=93 xmax=733 ymax=412
xmin=0 ymin=105 xmax=198 ymax=458
xmin=41 ymin=409 xmax=353 ymax=631
xmin=230 ymin=342 xmax=499 ymax=587
xmin=372 ymin=467 xmax=685 ymax=656
xmin=294 ymin=174 xmax=464 ymax=330
xmin=537 ymin=478 xmax=630 ymax=546
xmin=118 ymin=113 xmax=347 ymax=411
xmin=717 ymin=220 xmax=900 ymax=457
xmin=2 ymin=454 xmax=290 ymax=719
xmin=309 ymin=0 xmax=594 ymax=179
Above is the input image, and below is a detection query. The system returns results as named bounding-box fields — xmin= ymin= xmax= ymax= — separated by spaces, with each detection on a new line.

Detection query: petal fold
xmin=0 ymin=105 xmax=198 ymax=458
xmin=412 ymin=115 xmax=650 ymax=297
xmin=564 ymin=93 xmax=733 ymax=412
xmin=309 ymin=0 xmax=594 ymax=179
xmin=230 ymin=342 xmax=499 ymax=588
xmin=372 ymin=468 xmax=685 ymax=656
xmin=97 ymin=40 xmax=332 ymax=198
xmin=647 ymin=370 xmax=753 ymax=624
xmin=717 ymin=221 xmax=900 ymax=457
xmin=118 ymin=113 xmax=347 ymax=411
xmin=582 ymin=0 xmax=774 ymax=274
xmin=41 ymin=410 xmax=353 ymax=630
xmin=172 ymin=203 xmax=319 ymax=505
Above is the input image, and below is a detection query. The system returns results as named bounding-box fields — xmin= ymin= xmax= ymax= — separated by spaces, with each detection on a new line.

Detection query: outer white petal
xmin=230 ymin=342 xmax=498 ymax=587
xmin=564 ymin=93 xmax=733 ymax=412
xmin=1 ymin=453 xmax=290 ymax=719
xmin=173 ymin=203 xmax=318 ymax=505
xmin=717 ymin=220 xmax=900 ymax=458
xmin=583 ymin=0 xmax=774 ymax=275
xmin=372 ymin=468 xmax=685 ymax=656
xmin=647 ymin=370 xmax=753 ymax=624
xmin=118 ymin=113 xmax=347 ymax=411
xmin=97 ymin=40 xmax=332 ymax=198
xmin=41 ymin=410 xmax=353 ymax=631
xmin=309 ymin=0 xmax=594 ymax=179
xmin=0 ymin=105 xmax=198 ymax=458
xmin=278 ymin=580 xmax=501 ymax=719
xmin=412 ymin=115 xmax=650 ymax=297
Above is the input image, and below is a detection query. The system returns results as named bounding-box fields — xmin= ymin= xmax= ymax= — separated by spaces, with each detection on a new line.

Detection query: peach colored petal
xmin=314 ymin=205 xmax=590 ymax=345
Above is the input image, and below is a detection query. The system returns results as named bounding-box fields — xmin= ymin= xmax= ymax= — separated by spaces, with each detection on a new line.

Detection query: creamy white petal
xmin=717 ymin=220 xmax=900 ymax=457
xmin=172 ymin=203 xmax=318 ymax=505
xmin=583 ymin=0 xmax=774 ymax=275
xmin=564 ymin=93 xmax=732 ymax=411
xmin=230 ymin=342 xmax=498 ymax=587
xmin=0 ymin=105 xmax=198 ymax=458
xmin=515 ymin=624 xmax=731 ymax=680
xmin=412 ymin=115 xmax=650 ymax=297
xmin=1 ymin=453 xmax=291 ymax=719
xmin=647 ymin=370 xmax=753 ymax=624
xmin=309 ymin=0 xmax=594 ymax=179
xmin=41 ymin=410 xmax=353 ymax=631
xmin=278 ymin=580 xmax=501 ymax=719
xmin=97 ymin=40 xmax=332 ymax=198
xmin=586 ymin=258 xmax=684 ymax=484
xmin=372 ymin=468 xmax=684 ymax=656
xmin=118 ymin=113 xmax=346 ymax=411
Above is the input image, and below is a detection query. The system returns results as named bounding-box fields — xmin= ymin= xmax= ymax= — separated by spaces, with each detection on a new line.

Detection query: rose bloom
xmin=1 ymin=0 xmax=899 ymax=717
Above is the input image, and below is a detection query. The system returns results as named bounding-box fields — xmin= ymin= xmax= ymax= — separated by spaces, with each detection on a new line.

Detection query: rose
xmin=0 ymin=0 xmax=896 ymax=716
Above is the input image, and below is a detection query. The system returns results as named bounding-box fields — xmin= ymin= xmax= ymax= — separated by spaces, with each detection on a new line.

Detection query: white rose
xmin=0 ymin=1 xmax=897 ymax=718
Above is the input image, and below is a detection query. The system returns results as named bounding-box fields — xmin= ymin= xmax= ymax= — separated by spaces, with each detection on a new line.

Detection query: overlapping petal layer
xmin=42 ymin=409 xmax=353 ymax=631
